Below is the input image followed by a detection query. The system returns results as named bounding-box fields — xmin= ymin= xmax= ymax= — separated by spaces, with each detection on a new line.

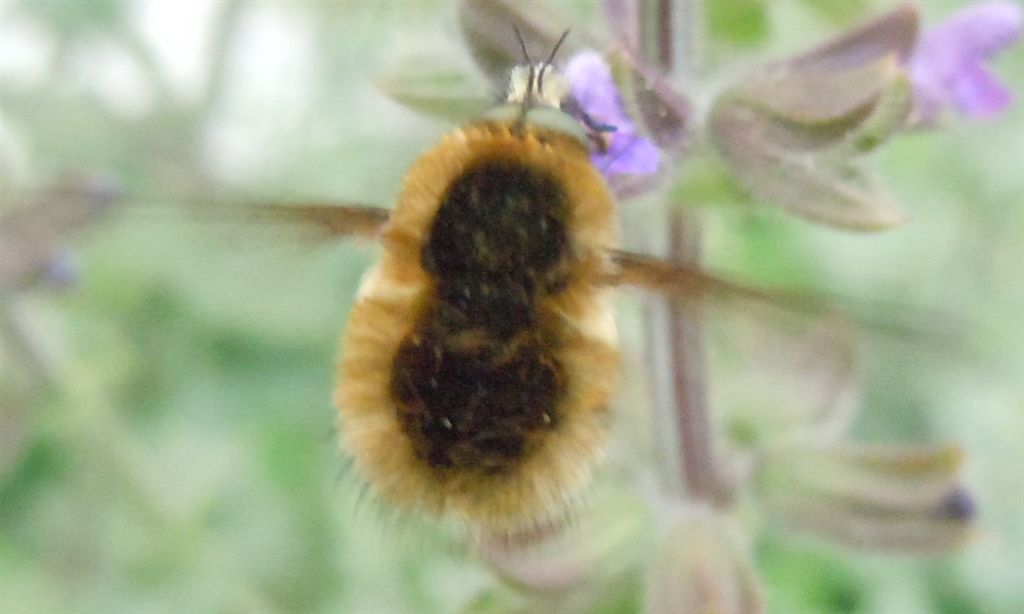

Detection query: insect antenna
xmin=538 ymin=29 xmax=570 ymax=96
xmin=512 ymin=25 xmax=535 ymax=102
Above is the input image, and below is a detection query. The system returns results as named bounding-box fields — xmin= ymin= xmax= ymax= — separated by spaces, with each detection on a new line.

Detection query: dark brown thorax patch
xmin=390 ymin=157 xmax=573 ymax=473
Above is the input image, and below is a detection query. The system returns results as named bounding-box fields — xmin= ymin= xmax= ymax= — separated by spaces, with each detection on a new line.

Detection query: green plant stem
xmin=637 ymin=0 xmax=716 ymax=503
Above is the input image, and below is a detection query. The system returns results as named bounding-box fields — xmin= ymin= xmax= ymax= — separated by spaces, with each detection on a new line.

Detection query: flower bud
xmin=754 ymin=441 xmax=974 ymax=554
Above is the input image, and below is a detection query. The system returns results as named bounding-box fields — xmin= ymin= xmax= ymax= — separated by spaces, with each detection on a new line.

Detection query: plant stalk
xmin=636 ymin=0 xmax=716 ymax=502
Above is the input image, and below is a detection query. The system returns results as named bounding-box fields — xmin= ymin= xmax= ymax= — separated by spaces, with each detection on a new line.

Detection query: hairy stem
xmin=667 ymin=207 xmax=713 ymax=500
xmin=637 ymin=0 xmax=715 ymax=502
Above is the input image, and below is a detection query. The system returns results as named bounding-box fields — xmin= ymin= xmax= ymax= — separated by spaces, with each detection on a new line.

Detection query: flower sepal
xmin=607 ymin=48 xmax=691 ymax=156
xmin=374 ymin=60 xmax=492 ymax=124
xmin=709 ymin=5 xmax=921 ymax=230
xmin=754 ymin=440 xmax=975 ymax=554
xmin=472 ymin=489 xmax=650 ymax=595
xmin=458 ymin=0 xmax=584 ymax=90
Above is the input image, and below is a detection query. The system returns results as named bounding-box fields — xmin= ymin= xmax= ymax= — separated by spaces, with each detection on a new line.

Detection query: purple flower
xmin=563 ymin=51 xmax=660 ymax=176
xmin=909 ymin=1 xmax=1024 ymax=123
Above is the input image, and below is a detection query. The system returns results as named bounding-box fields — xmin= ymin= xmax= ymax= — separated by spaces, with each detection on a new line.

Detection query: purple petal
xmin=564 ymin=51 xmax=661 ymax=176
xmin=909 ymin=1 xmax=1024 ymax=122
xmin=919 ymin=1 xmax=1024 ymax=60
xmin=951 ymin=63 xmax=1014 ymax=117
xmin=564 ymin=51 xmax=630 ymax=125
xmin=594 ymin=135 xmax=661 ymax=176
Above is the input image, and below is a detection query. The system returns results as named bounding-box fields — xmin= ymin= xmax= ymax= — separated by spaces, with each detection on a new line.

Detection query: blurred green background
xmin=1 ymin=1 xmax=1021 ymax=613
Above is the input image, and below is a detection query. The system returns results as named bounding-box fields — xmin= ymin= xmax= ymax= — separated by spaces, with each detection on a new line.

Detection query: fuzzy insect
xmin=318 ymin=36 xmax=795 ymax=534
xmin=333 ymin=31 xmax=625 ymax=533
xmin=336 ymin=72 xmax=624 ymax=535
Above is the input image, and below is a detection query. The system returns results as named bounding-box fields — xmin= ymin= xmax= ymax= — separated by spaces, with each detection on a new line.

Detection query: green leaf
xmin=375 ymin=62 xmax=493 ymax=123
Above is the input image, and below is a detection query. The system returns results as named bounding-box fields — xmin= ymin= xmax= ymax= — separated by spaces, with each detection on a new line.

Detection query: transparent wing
xmin=205 ymin=202 xmax=392 ymax=240
xmin=603 ymin=247 xmax=961 ymax=345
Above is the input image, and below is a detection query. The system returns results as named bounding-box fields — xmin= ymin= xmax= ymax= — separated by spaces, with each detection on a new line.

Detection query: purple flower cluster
xmin=562 ymin=1 xmax=1022 ymax=170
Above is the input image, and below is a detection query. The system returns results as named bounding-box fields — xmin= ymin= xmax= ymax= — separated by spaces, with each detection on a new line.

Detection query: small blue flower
xmin=564 ymin=51 xmax=660 ymax=176
xmin=909 ymin=1 xmax=1024 ymax=123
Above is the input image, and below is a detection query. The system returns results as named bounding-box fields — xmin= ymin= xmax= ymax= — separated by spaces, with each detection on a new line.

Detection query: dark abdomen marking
xmin=390 ymin=157 xmax=572 ymax=472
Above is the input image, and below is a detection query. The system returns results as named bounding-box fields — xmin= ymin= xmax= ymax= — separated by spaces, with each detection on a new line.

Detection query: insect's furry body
xmin=335 ymin=120 xmax=620 ymax=532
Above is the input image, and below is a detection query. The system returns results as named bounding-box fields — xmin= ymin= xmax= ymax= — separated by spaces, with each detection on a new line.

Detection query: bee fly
xmin=337 ymin=30 xmax=624 ymax=534
xmin=192 ymin=32 xmax=831 ymax=534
